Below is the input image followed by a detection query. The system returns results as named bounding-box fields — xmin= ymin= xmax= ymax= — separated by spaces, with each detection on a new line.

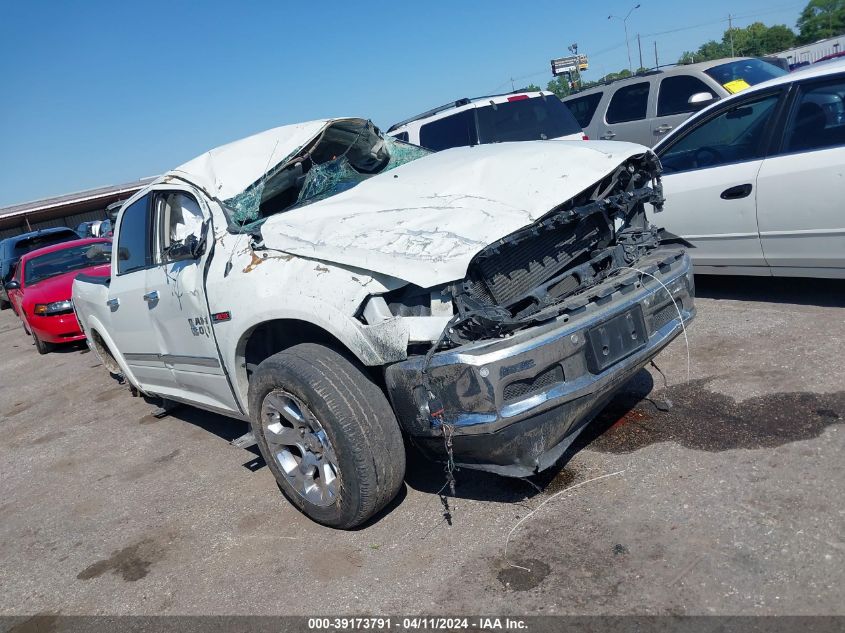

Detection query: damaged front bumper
xmin=385 ymin=248 xmax=695 ymax=477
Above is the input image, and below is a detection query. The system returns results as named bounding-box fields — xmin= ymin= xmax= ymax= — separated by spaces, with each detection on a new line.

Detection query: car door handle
xmin=106 ymin=298 xmax=119 ymax=309
xmin=720 ymin=184 xmax=753 ymax=200
xmin=143 ymin=290 xmax=159 ymax=303
xmin=600 ymin=131 xmax=616 ymax=139
xmin=655 ymin=124 xmax=673 ymax=134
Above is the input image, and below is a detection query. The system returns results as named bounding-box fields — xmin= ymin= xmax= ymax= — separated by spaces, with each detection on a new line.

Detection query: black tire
xmin=32 ymin=332 xmax=52 ymax=355
xmin=248 ymin=343 xmax=405 ymax=529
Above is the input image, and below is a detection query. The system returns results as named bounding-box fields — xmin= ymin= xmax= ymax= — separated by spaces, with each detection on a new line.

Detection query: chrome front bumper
xmin=385 ymin=248 xmax=695 ymax=476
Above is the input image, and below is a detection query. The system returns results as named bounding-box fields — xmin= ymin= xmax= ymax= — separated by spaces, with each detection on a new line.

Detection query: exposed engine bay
xmin=381 ymin=152 xmax=667 ymax=346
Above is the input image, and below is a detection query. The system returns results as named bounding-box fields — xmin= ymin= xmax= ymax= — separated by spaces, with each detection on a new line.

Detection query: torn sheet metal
xmin=261 ymin=140 xmax=652 ymax=288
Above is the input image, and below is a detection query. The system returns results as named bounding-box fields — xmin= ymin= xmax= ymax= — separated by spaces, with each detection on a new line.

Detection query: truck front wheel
xmin=248 ymin=343 xmax=406 ymax=529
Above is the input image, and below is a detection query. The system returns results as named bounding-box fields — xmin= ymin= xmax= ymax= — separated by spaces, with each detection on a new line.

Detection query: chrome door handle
xmin=601 ymin=131 xmax=616 ymax=139
xmin=106 ymin=298 xmax=119 ymax=309
xmin=655 ymin=124 xmax=673 ymax=133
xmin=143 ymin=290 xmax=159 ymax=303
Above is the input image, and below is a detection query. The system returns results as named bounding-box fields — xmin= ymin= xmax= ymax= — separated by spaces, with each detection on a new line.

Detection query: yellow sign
xmin=723 ymin=79 xmax=751 ymax=94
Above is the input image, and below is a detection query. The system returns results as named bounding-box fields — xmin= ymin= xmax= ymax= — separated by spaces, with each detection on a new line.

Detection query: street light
xmin=608 ymin=4 xmax=641 ymax=73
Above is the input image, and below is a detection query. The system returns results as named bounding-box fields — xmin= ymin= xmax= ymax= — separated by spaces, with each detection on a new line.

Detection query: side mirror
xmin=4 ymin=280 xmax=20 ymax=291
xmin=688 ymin=92 xmax=717 ymax=111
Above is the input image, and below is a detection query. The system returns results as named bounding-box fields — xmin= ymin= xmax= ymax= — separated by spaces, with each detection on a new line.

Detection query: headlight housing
xmin=33 ymin=300 xmax=73 ymax=316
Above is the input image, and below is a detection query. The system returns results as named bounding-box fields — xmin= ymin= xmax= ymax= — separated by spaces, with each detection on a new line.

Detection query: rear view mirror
xmin=4 ymin=280 xmax=20 ymax=291
xmin=688 ymin=92 xmax=717 ymax=111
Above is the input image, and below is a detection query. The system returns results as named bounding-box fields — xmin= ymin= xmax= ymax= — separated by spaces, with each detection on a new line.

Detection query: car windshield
xmin=705 ymin=59 xmax=787 ymax=93
xmin=475 ymin=95 xmax=583 ymax=143
xmin=24 ymin=242 xmax=112 ymax=285
xmin=12 ymin=231 xmax=78 ymax=258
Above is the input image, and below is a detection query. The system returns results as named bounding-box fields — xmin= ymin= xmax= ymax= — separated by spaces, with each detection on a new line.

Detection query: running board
xmin=231 ymin=431 xmax=257 ymax=449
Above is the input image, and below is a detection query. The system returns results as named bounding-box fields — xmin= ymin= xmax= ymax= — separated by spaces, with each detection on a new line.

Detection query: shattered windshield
xmin=222 ymin=122 xmax=431 ymax=231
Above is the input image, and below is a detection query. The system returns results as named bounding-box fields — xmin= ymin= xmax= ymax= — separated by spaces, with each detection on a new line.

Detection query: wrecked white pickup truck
xmin=72 ymin=118 xmax=695 ymax=528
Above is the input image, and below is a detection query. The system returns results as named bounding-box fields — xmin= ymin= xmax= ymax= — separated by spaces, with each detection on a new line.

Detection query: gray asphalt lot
xmin=0 ymin=276 xmax=843 ymax=616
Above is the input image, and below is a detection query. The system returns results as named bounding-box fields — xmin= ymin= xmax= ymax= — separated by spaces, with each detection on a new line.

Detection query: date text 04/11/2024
xmin=306 ymin=617 xmax=528 ymax=630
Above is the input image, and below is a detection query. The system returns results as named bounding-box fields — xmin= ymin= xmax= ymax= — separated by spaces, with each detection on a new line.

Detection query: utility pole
xmin=654 ymin=40 xmax=659 ymax=68
xmin=637 ymin=33 xmax=643 ymax=70
xmin=608 ymin=4 xmax=641 ymax=73
xmin=728 ymin=14 xmax=735 ymax=57
xmin=510 ymin=77 xmax=515 ymax=91
xmin=568 ymin=42 xmax=581 ymax=90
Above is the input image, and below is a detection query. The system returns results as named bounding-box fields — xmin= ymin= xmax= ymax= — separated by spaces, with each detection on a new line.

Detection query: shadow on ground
xmin=694 ymin=275 xmax=845 ymax=307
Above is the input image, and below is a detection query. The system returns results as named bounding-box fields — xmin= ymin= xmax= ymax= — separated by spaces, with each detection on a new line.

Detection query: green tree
xmin=678 ymin=22 xmax=797 ymax=63
xmin=546 ymin=76 xmax=573 ymax=98
xmin=797 ymin=0 xmax=845 ymax=44
xmin=523 ymin=83 xmax=543 ymax=92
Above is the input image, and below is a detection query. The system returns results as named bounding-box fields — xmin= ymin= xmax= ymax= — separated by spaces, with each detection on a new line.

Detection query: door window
xmin=116 ymin=195 xmax=152 ymax=275
xmin=657 ymin=75 xmax=716 ymax=116
xmin=783 ymin=77 xmax=845 ymax=153
xmin=606 ymin=82 xmax=650 ymax=124
xmin=418 ymin=110 xmax=477 ymax=150
xmin=564 ymin=92 xmax=603 ymax=128
xmin=659 ymin=93 xmax=780 ymax=173
xmin=156 ymin=192 xmax=205 ymax=262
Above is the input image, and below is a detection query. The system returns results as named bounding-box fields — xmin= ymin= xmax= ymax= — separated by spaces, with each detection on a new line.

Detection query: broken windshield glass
xmin=222 ymin=123 xmax=431 ymax=230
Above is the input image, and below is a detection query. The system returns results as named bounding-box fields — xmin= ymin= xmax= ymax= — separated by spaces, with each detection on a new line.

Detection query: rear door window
xmin=782 ymin=76 xmax=845 ymax=153
xmin=116 ymin=195 xmax=153 ymax=275
xmin=475 ymin=95 xmax=583 ymax=142
xmin=419 ymin=110 xmax=477 ymax=151
xmin=564 ymin=92 xmax=603 ymax=128
xmin=606 ymin=82 xmax=650 ymax=124
xmin=657 ymin=75 xmax=716 ymax=116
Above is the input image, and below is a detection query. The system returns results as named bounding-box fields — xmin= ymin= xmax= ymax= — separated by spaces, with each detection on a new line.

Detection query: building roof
xmin=0 ymin=178 xmax=155 ymax=231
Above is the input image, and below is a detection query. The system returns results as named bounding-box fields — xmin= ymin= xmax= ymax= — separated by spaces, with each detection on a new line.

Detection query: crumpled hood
xmin=167 ymin=119 xmax=333 ymax=200
xmin=261 ymin=140 xmax=651 ymax=288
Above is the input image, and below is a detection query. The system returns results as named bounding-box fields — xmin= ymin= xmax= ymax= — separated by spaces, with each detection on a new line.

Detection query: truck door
xmin=106 ymin=194 xmax=174 ymax=393
xmin=143 ymin=188 xmax=241 ymax=415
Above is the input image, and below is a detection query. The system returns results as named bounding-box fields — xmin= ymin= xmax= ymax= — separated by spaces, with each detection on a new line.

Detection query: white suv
xmin=387 ymin=91 xmax=585 ymax=150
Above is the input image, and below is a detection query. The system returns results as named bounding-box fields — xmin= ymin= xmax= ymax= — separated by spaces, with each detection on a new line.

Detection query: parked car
xmin=5 ymin=238 xmax=111 ymax=353
xmin=75 ymin=220 xmax=105 ymax=238
xmin=0 ymin=227 xmax=80 ymax=310
xmin=651 ymin=59 xmax=845 ymax=277
xmin=387 ymin=91 xmax=585 ymax=150
xmin=562 ymin=58 xmax=788 ymax=147
xmin=73 ymin=118 xmax=694 ymax=528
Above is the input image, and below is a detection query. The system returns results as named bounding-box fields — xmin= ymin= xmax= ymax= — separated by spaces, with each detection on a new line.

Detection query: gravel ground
xmin=0 ymin=275 xmax=843 ymax=617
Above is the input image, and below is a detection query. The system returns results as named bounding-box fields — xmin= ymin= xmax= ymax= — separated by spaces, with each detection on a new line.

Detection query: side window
xmin=156 ymin=191 xmax=205 ymax=262
xmin=392 ymin=131 xmax=409 ymax=142
xmin=783 ymin=77 xmax=845 ymax=153
xmin=418 ymin=110 xmax=477 ymax=151
xmin=606 ymin=82 xmax=650 ymax=124
xmin=657 ymin=75 xmax=716 ymax=116
xmin=659 ymin=93 xmax=780 ymax=173
xmin=565 ymin=92 xmax=603 ymax=128
xmin=116 ymin=195 xmax=152 ymax=275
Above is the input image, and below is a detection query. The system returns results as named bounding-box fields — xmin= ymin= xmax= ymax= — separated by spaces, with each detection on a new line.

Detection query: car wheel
xmin=248 ymin=343 xmax=406 ymax=529
xmin=22 ymin=320 xmax=30 ymax=335
xmin=32 ymin=332 xmax=52 ymax=355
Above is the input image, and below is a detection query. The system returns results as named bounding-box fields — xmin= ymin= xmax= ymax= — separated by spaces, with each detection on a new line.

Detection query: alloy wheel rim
xmin=261 ymin=389 xmax=339 ymax=507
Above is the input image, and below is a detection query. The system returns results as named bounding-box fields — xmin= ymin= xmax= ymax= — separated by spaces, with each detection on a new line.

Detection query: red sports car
xmin=5 ymin=238 xmax=111 ymax=354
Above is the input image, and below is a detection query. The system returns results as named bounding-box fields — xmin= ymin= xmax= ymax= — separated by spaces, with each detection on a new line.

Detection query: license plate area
xmin=585 ymin=306 xmax=647 ymax=373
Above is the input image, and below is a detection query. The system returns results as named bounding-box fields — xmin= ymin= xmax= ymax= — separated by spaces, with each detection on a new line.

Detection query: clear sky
xmin=0 ymin=0 xmax=805 ymax=207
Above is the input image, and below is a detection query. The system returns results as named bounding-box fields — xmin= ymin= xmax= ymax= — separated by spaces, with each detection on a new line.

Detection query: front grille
xmin=471 ymin=213 xmax=609 ymax=307
xmin=502 ymin=364 xmax=564 ymax=402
